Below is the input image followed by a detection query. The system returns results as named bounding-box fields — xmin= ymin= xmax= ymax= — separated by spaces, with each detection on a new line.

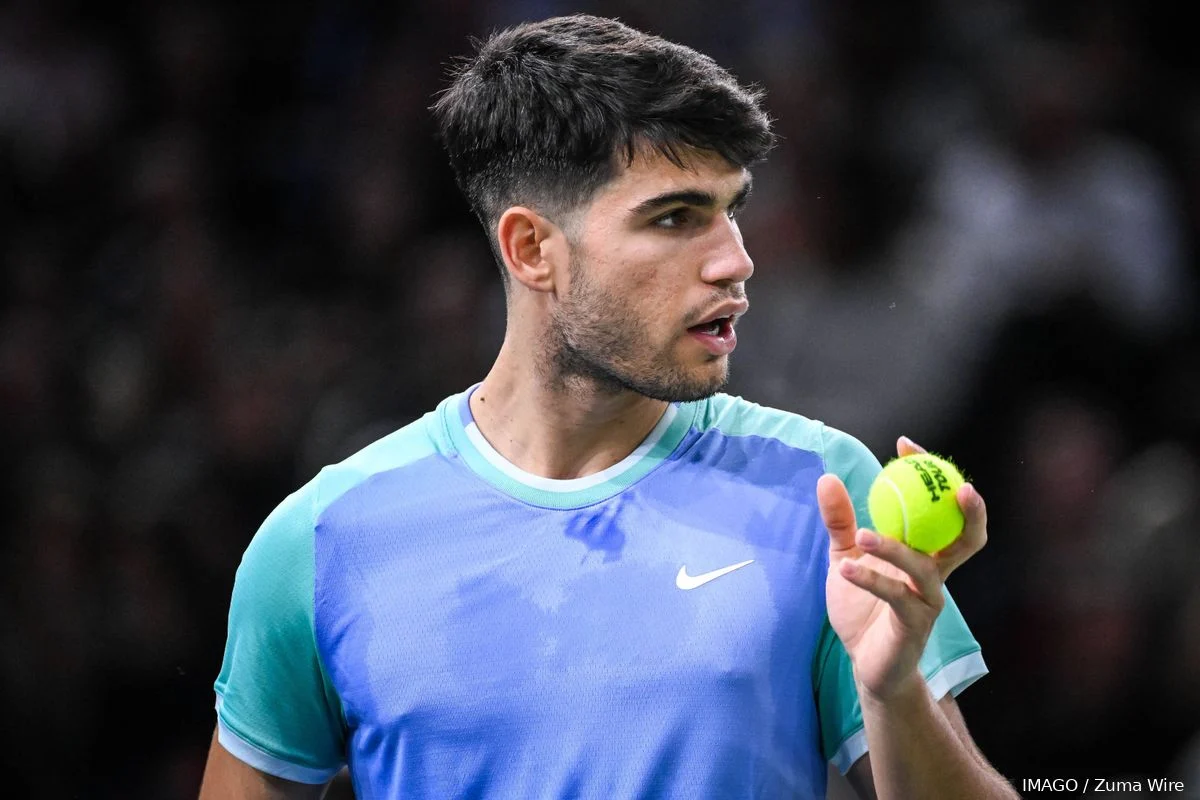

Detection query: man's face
xmin=546 ymin=148 xmax=754 ymax=402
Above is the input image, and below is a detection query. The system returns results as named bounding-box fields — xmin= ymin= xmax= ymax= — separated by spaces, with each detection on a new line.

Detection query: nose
xmin=700 ymin=215 xmax=754 ymax=286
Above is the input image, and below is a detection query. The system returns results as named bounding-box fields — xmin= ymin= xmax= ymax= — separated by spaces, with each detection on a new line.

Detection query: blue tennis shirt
xmin=214 ymin=388 xmax=986 ymax=798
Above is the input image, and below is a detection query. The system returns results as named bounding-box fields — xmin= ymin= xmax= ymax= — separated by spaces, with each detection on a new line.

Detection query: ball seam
xmin=879 ymin=475 xmax=909 ymax=546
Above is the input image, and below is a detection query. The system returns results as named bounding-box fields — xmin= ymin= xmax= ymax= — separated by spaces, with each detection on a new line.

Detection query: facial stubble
xmin=543 ymin=254 xmax=730 ymax=403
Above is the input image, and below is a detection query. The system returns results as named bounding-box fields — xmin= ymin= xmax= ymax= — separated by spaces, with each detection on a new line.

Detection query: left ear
xmin=494 ymin=206 xmax=570 ymax=295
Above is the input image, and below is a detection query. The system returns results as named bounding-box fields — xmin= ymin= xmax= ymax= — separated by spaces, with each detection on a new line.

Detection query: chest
xmin=314 ymin=462 xmax=831 ymax=737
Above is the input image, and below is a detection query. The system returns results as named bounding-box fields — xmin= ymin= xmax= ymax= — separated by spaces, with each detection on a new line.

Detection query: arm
xmin=844 ymin=694 xmax=1015 ymax=800
xmin=818 ymin=436 xmax=1017 ymax=800
xmin=208 ymin=484 xmax=349 ymax=795
xmin=199 ymin=728 xmax=329 ymax=800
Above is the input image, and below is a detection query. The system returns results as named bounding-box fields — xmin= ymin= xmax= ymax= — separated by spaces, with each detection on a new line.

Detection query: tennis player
xmin=200 ymin=15 xmax=1017 ymax=799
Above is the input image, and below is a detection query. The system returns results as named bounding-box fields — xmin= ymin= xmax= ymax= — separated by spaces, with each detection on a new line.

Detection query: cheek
xmin=622 ymin=271 xmax=679 ymax=330
xmin=576 ymin=238 xmax=687 ymax=327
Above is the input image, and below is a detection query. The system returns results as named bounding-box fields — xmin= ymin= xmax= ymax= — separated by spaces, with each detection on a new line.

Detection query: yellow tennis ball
xmin=867 ymin=453 xmax=966 ymax=554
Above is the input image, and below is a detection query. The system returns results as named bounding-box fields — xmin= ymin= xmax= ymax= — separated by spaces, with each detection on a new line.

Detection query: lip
xmin=686 ymin=299 xmax=746 ymax=357
xmin=688 ymin=320 xmax=738 ymax=356
xmin=691 ymin=299 xmax=750 ymax=328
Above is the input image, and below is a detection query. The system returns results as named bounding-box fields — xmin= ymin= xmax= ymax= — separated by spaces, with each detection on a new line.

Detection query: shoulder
xmin=243 ymin=403 xmax=450 ymax=559
xmin=309 ymin=405 xmax=449 ymax=516
xmin=691 ymin=393 xmax=877 ymax=469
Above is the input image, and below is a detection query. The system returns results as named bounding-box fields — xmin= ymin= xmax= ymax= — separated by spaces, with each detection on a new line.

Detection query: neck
xmin=469 ymin=337 xmax=669 ymax=480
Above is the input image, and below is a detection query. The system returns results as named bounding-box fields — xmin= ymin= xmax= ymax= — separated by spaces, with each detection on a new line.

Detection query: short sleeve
xmin=819 ymin=424 xmax=880 ymax=529
xmin=213 ymin=481 xmax=347 ymax=783
xmin=814 ymin=426 xmax=990 ymax=775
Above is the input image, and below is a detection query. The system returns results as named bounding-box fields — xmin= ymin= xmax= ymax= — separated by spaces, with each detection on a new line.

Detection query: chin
xmin=636 ymin=364 xmax=729 ymax=403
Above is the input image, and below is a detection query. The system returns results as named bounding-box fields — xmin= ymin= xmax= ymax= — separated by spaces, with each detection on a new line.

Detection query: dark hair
xmin=432 ymin=14 xmax=775 ymax=263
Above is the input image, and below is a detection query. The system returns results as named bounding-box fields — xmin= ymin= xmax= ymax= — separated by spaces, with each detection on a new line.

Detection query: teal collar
xmin=441 ymin=385 xmax=697 ymax=509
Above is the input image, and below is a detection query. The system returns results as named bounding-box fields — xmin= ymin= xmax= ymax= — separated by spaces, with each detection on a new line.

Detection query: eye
xmin=653 ymin=208 xmax=694 ymax=229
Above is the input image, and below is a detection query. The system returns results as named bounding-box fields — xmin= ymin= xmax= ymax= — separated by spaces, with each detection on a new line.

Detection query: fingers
xmin=892 ymin=436 xmax=989 ymax=579
xmin=852 ymin=528 xmax=945 ymax=611
xmin=932 ymin=483 xmax=988 ymax=577
xmin=817 ymin=474 xmax=858 ymax=553
xmin=897 ymin=435 xmax=927 ymax=457
xmin=838 ymin=548 xmax=942 ymax=630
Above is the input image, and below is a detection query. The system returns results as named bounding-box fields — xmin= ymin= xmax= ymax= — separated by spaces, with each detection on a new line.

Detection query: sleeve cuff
xmin=215 ymin=711 xmax=342 ymax=785
xmin=829 ymin=650 xmax=989 ymax=775
xmin=926 ymin=649 xmax=988 ymax=702
xmin=831 ymin=728 xmax=870 ymax=777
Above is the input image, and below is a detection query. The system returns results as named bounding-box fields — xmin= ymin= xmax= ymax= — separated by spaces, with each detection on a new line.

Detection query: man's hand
xmin=816 ymin=436 xmax=988 ymax=701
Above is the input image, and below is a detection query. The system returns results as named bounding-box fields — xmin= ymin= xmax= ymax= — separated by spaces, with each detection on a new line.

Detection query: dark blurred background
xmin=2 ymin=0 xmax=1197 ymax=797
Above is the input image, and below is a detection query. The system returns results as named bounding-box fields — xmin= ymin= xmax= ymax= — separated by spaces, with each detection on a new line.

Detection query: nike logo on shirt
xmin=675 ymin=559 xmax=755 ymax=590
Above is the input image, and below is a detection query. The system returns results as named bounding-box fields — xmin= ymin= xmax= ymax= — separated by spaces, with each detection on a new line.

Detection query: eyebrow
xmin=628 ymin=177 xmax=754 ymax=218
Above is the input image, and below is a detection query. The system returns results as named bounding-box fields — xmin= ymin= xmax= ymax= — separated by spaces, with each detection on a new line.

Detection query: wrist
xmin=855 ymin=669 xmax=928 ymax=712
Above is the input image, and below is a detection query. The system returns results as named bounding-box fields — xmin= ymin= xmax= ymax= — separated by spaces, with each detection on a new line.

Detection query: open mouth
xmin=688 ymin=317 xmax=732 ymax=337
xmin=687 ymin=316 xmax=737 ymax=355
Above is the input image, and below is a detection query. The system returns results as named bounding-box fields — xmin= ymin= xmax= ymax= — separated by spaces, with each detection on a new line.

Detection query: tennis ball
xmin=867 ymin=453 xmax=966 ymax=554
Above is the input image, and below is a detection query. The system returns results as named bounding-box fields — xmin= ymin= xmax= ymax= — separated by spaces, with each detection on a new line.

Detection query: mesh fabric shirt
xmin=213 ymin=387 xmax=987 ymax=799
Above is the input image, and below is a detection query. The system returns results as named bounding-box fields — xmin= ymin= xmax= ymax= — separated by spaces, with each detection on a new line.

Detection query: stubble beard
xmin=542 ymin=257 xmax=730 ymax=403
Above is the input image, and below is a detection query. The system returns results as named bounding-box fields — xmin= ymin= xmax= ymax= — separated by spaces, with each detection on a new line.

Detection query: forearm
xmin=857 ymin=676 xmax=1017 ymax=800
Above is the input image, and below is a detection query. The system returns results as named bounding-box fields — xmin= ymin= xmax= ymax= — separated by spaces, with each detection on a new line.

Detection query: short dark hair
xmin=432 ymin=14 xmax=774 ymax=262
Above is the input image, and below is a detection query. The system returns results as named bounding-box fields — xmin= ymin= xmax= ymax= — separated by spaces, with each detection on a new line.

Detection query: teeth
xmin=705 ymin=320 xmax=722 ymax=335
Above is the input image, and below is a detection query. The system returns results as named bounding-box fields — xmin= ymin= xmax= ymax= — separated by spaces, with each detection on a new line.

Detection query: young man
xmin=200 ymin=15 xmax=1017 ymax=799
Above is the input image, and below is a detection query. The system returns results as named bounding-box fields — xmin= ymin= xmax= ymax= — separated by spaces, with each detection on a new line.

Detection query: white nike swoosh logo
xmin=675 ymin=559 xmax=755 ymax=590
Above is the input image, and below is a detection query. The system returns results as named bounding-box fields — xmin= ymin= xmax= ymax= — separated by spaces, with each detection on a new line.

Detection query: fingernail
xmin=899 ymin=435 xmax=913 ymax=448
xmin=858 ymin=529 xmax=881 ymax=549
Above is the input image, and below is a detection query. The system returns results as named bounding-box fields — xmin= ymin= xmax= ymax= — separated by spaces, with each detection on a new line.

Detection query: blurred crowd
xmin=2 ymin=0 xmax=1196 ymax=797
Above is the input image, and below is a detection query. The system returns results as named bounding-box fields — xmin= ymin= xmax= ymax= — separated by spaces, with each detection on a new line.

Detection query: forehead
xmin=589 ymin=146 xmax=750 ymax=210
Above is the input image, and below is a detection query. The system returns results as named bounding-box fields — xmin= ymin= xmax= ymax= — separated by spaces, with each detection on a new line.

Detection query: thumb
xmin=817 ymin=474 xmax=859 ymax=554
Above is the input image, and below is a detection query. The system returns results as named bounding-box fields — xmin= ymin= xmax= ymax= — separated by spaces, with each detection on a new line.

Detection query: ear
xmin=495 ymin=206 xmax=568 ymax=294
